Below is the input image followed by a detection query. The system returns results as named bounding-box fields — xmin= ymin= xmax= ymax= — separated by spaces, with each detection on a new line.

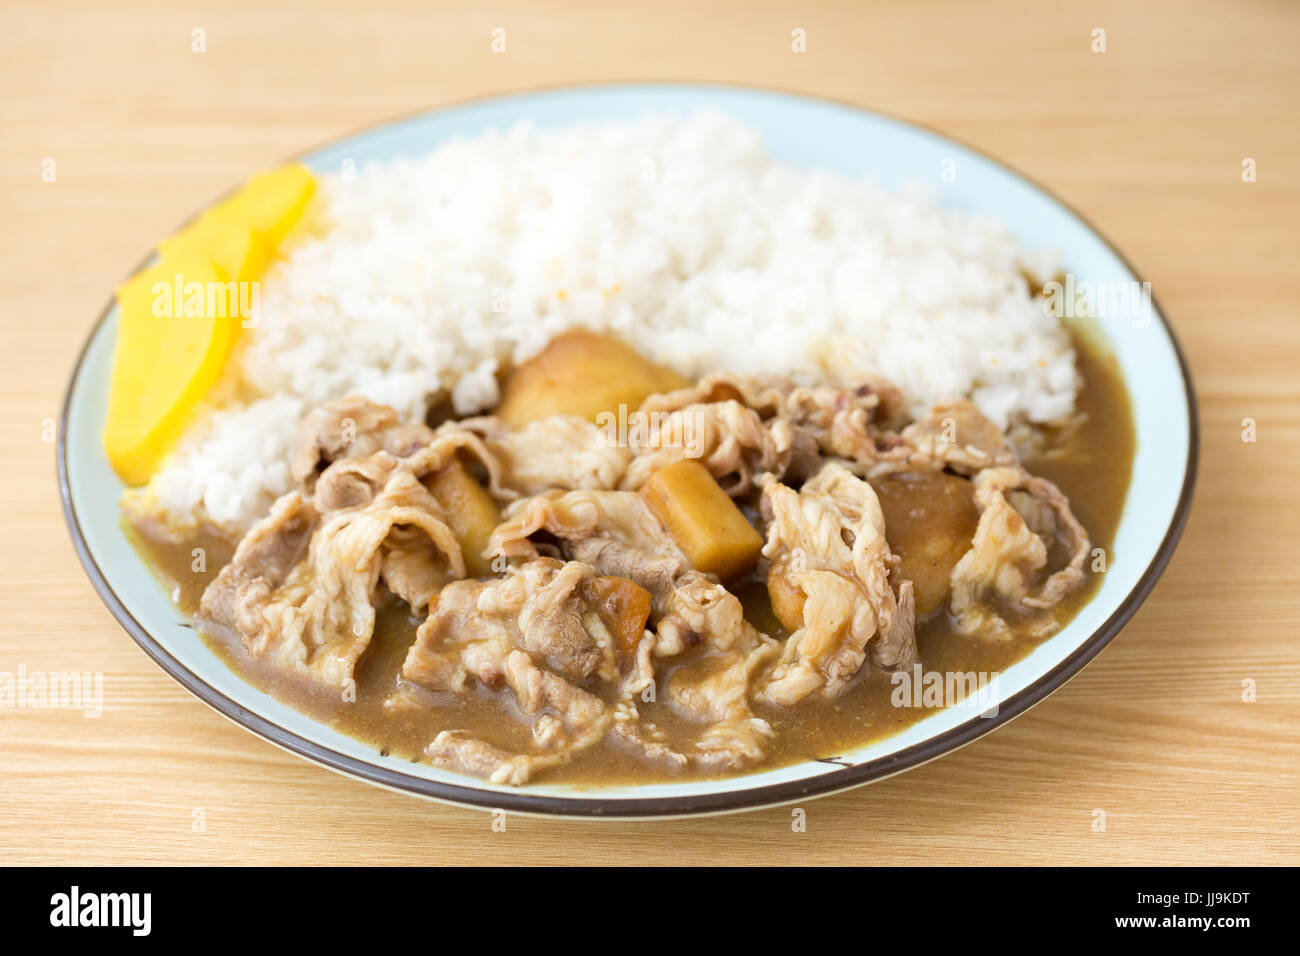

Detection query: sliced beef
xmin=423 ymin=646 xmax=612 ymax=787
xmin=423 ymin=644 xmax=614 ymax=786
xmin=1014 ymin=471 xmax=1090 ymax=608
xmin=489 ymin=489 xmax=692 ymax=609
xmin=393 ymin=558 xmax=651 ymax=784
xmin=620 ymin=399 xmax=796 ymax=496
xmin=781 ymin=383 xmax=907 ymax=463
xmin=653 ymin=576 xmax=780 ymax=770
xmin=638 ymin=372 xmax=793 ymax=418
xmin=640 ymin=371 xmax=907 ymax=431
xmin=628 ymin=376 xmax=906 ymax=496
xmin=289 ymin=395 xmax=434 ymax=489
xmin=948 ymin=465 xmax=1091 ymax=636
xmin=413 ymin=558 xmax=619 ymax=684
xmin=892 ymin=400 xmax=1019 ymax=476
xmin=466 ymin=414 xmax=631 ymax=495
xmin=423 ymin=733 xmax=549 ymax=786
xmin=398 ymin=554 xmax=781 ymax=778
xmin=293 ymin=397 xmax=515 ymax=506
xmin=759 ymin=463 xmax=918 ymax=707
xmin=199 ymin=455 xmax=464 ymax=687
xmin=198 ymin=491 xmax=318 ymax=655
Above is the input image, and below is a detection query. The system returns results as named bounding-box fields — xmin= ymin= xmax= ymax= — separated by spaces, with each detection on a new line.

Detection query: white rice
xmin=139 ymin=111 xmax=1076 ymax=535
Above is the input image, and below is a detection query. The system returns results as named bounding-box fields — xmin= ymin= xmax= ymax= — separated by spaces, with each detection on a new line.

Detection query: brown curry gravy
xmin=132 ymin=332 xmax=1134 ymax=786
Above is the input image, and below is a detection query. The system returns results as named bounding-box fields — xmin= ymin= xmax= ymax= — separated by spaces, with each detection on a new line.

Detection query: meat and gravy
xmin=132 ymin=329 xmax=1133 ymax=786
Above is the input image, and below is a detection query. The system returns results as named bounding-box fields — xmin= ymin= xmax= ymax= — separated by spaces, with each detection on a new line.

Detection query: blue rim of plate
xmin=58 ymin=82 xmax=1198 ymax=818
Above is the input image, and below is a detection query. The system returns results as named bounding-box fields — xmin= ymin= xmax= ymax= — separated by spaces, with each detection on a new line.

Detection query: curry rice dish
xmin=105 ymin=115 xmax=1134 ymax=786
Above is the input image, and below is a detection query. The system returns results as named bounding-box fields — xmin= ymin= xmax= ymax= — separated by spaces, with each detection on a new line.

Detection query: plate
xmin=59 ymin=84 xmax=1197 ymax=818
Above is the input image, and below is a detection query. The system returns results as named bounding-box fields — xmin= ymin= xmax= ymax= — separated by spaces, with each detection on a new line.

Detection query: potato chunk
xmin=579 ymin=576 xmax=652 ymax=663
xmin=423 ymin=462 xmax=501 ymax=577
xmin=641 ymin=460 xmax=763 ymax=581
xmin=869 ymin=470 xmax=979 ymax=616
xmin=766 ymin=565 xmax=806 ymax=633
xmin=496 ymin=330 xmax=689 ymax=427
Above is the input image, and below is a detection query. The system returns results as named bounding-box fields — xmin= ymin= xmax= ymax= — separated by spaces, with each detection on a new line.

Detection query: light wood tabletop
xmin=2 ymin=0 xmax=1297 ymax=866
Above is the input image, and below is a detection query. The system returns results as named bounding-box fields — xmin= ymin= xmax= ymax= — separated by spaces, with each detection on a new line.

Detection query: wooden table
xmin=3 ymin=0 xmax=1297 ymax=866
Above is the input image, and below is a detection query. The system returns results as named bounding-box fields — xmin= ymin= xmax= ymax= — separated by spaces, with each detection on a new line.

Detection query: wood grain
xmin=2 ymin=0 xmax=1297 ymax=865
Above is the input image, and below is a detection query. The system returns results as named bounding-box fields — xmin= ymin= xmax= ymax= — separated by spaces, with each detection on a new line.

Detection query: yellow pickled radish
xmin=163 ymin=164 xmax=316 ymax=250
xmin=159 ymin=209 xmax=272 ymax=285
xmin=103 ymin=164 xmax=317 ymax=484
xmin=228 ymin=164 xmax=317 ymax=244
xmin=104 ymin=254 xmax=241 ymax=486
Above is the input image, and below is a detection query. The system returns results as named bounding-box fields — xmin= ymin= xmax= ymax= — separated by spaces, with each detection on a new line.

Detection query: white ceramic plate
xmin=60 ymin=84 xmax=1197 ymax=818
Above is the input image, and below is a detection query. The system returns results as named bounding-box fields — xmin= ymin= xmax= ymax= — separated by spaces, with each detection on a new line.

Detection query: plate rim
xmin=57 ymin=80 xmax=1199 ymax=819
